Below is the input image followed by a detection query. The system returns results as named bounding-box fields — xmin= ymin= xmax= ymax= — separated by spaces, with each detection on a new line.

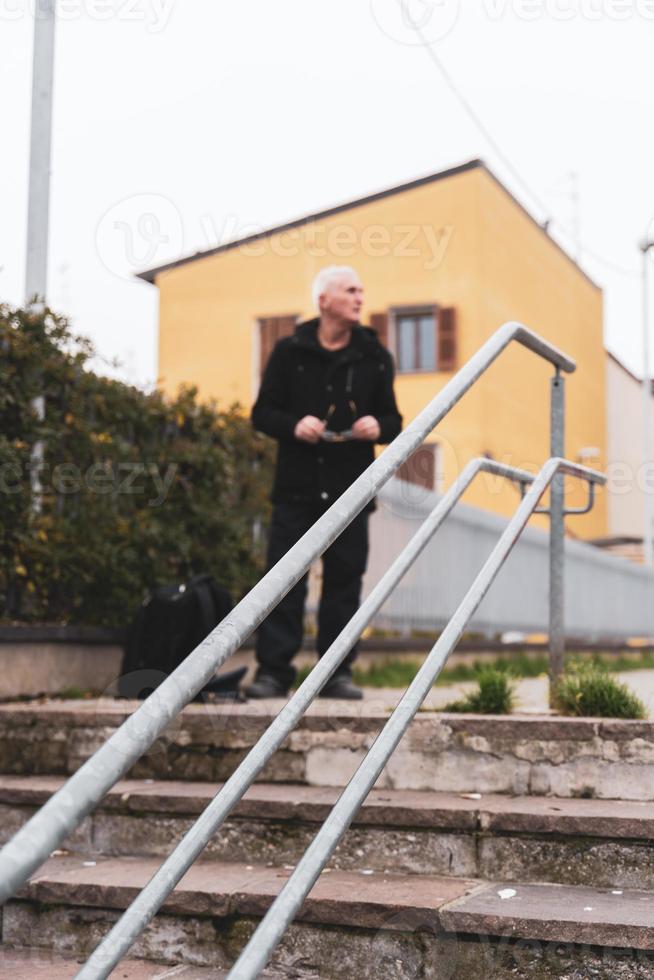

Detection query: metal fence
xmin=358 ymin=477 xmax=654 ymax=640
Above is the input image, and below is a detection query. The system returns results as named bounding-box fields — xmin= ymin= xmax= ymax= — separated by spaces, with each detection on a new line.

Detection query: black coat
xmin=252 ymin=318 xmax=403 ymax=509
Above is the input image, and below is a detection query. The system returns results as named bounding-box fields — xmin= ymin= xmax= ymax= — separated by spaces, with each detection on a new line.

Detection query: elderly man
xmin=246 ymin=265 xmax=402 ymax=700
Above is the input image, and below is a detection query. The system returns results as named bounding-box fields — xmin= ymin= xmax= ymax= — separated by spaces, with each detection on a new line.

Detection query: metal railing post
xmin=72 ymin=459 xmax=536 ymax=980
xmin=0 ymin=320 xmax=607 ymax=980
xmin=226 ymin=458 xmax=605 ymax=980
xmin=0 ymin=321 xmax=576 ymax=906
xmin=549 ymin=369 xmax=566 ymax=703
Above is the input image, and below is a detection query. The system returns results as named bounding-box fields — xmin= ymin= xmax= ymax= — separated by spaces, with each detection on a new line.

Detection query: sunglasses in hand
xmin=321 ymin=400 xmax=357 ymax=442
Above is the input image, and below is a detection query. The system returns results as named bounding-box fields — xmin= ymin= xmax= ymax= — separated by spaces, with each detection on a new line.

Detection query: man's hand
xmin=351 ymin=416 xmax=381 ymax=441
xmin=294 ymin=415 xmax=326 ymax=443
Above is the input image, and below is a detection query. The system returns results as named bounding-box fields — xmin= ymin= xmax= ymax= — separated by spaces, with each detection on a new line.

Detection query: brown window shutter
xmin=369 ymin=312 xmax=389 ymax=350
xmin=259 ymin=318 xmax=273 ymax=374
xmin=259 ymin=315 xmax=298 ymax=374
xmin=397 ymin=445 xmax=436 ymax=491
xmin=437 ymin=307 xmax=457 ymax=371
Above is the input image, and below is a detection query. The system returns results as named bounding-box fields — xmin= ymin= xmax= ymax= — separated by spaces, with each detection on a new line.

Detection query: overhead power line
xmin=404 ymin=9 xmax=640 ymax=279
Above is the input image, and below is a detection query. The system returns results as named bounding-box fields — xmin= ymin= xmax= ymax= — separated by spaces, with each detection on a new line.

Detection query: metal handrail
xmin=0 ymin=320 xmax=575 ymax=906
xmin=73 ymin=457 xmax=537 ymax=979
xmin=228 ymin=457 xmax=606 ymax=979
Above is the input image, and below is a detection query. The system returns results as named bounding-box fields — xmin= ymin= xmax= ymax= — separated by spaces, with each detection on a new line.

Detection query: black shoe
xmin=319 ymin=674 xmax=363 ymax=700
xmin=244 ymin=672 xmax=289 ymax=699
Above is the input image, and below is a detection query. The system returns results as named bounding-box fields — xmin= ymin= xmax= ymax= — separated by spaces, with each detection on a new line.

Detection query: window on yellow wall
xmin=396 ymin=310 xmax=437 ymax=372
xmin=388 ymin=306 xmax=457 ymax=374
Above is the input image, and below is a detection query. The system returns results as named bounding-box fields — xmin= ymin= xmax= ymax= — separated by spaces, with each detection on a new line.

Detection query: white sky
xmin=2 ymin=0 xmax=654 ymax=388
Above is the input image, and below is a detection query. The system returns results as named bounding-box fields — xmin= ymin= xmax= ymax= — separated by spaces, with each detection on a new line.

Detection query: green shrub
xmin=444 ymin=667 xmax=515 ymax=714
xmin=0 ymin=304 xmax=274 ymax=625
xmin=554 ymin=661 xmax=646 ymax=719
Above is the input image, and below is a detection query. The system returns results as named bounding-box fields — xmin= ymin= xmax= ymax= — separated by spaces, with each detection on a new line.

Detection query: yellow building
xmin=139 ymin=158 xmax=606 ymax=539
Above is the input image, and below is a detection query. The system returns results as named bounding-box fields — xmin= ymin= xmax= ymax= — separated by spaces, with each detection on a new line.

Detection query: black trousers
xmin=255 ymin=502 xmax=370 ymax=687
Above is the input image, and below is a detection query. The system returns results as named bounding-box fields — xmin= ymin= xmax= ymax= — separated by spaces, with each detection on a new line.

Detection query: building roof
xmin=136 ymin=157 xmax=600 ymax=290
xmin=607 ymin=349 xmax=654 ymax=393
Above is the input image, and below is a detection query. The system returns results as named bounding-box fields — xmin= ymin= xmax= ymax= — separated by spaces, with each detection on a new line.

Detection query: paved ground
xmin=16 ymin=649 xmax=654 ymax=719
xmin=227 ymin=649 xmax=654 ymax=717
xmin=359 ymin=669 xmax=654 ymax=717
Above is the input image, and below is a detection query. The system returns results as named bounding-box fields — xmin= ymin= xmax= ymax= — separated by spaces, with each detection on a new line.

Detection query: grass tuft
xmin=292 ymin=649 xmax=654 ymax=697
xmin=294 ymin=655 xmax=541 ymax=690
xmin=443 ymin=667 xmax=515 ymax=715
xmin=58 ymin=686 xmax=87 ymax=700
xmin=553 ymin=660 xmax=646 ymax=719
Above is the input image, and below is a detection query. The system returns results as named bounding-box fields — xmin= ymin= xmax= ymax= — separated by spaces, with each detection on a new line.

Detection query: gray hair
xmin=311 ymin=266 xmax=360 ymax=310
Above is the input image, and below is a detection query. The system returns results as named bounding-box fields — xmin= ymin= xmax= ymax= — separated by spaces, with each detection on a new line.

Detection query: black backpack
xmin=118 ymin=574 xmax=246 ymax=700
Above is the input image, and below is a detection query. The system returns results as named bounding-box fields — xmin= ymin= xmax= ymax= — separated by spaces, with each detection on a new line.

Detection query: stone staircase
xmin=2 ymin=698 xmax=654 ymax=978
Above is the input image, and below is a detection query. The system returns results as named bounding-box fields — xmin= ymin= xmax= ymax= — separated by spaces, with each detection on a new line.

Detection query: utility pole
xmin=641 ymin=237 xmax=654 ymax=567
xmin=26 ymin=0 xmax=56 ymax=307
xmin=25 ymin=0 xmax=56 ymax=513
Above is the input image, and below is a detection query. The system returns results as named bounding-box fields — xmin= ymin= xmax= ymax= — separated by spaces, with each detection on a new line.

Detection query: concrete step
xmin=3 ymin=699 xmax=654 ymax=800
xmin=0 ymin=948 xmax=283 ymax=979
xmin=5 ymin=856 xmax=654 ymax=979
xmin=4 ymin=776 xmax=654 ymax=890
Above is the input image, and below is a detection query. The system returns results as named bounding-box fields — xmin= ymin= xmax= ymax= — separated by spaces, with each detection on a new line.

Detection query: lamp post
xmin=25 ymin=0 xmax=56 ymax=308
xmin=640 ymin=237 xmax=654 ymax=567
xmin=26 ymin=0 xmax=56 ymax=514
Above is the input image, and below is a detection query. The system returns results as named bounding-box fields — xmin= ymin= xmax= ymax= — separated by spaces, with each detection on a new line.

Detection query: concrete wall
xmin=606 ymin=352 xmax=654 ymax=540
xmin=0 ymin=643 xmax=122 ymax=700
